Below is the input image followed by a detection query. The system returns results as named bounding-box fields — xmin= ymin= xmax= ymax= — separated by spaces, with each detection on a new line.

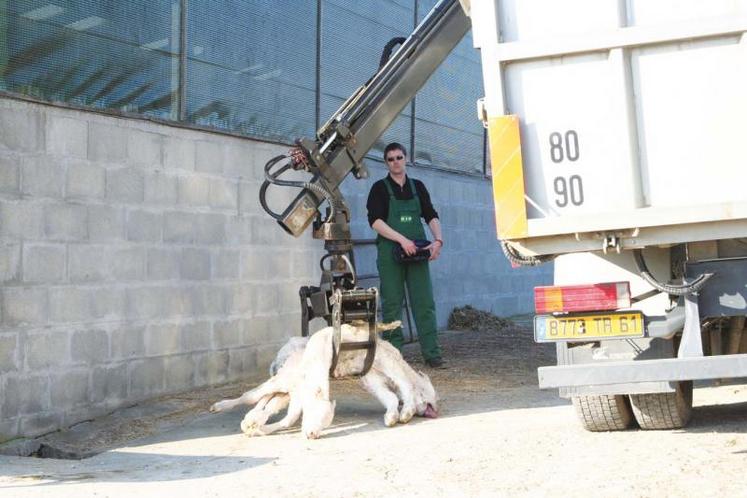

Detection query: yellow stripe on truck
xmin=488 ymin=115 xmax=527 ymax=240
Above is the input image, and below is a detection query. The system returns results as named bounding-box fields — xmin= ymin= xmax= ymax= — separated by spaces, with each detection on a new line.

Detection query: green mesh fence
xmin=1 ymin=0 xmax=486 ymax=174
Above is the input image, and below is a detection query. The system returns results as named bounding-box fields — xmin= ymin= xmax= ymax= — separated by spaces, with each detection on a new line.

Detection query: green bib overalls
xmin=376 ymin=177 xmax=441 ymax=361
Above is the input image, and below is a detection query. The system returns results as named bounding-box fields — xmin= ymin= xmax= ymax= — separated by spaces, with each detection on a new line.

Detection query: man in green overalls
xmin=366 ymin=142 xmax=445 ymax=368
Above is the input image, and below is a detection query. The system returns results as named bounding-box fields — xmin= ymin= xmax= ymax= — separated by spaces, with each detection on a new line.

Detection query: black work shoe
xmin=425 ymin=357 xmax=445 ymax=369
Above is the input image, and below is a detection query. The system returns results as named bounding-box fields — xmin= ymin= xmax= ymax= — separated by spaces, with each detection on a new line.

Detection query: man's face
xmin=385 ymin=149 xmax=406 ymax=175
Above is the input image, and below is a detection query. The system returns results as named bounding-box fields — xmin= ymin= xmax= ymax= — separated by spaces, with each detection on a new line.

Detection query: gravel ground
xmin=1 ymin=318 xmax=746 ymax=498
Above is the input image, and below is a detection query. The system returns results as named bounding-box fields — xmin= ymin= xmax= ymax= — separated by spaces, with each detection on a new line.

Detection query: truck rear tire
xmin=572 ymin=394 xmax=635 ymax=431
xmin=629 ymin=381 xmax=693 ymax=430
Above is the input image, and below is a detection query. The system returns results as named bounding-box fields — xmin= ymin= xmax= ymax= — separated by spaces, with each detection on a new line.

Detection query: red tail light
xmin=534 ymin=282 xmax=631 ymax=313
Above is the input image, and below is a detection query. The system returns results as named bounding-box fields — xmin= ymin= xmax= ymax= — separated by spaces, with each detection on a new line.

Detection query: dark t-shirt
xmin=366 ymin=175 xmax=439 ymax=227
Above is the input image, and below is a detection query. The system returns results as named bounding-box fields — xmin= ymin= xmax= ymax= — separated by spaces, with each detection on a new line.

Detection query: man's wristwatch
xmin=434 ymin=239 xmax=443 ymax=247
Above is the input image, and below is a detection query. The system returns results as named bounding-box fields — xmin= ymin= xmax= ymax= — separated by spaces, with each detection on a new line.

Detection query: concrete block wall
xmin=0 ymin=96 xmax=551 ymax=441
xmin=0 ymin=98 xmax=325 ymax=441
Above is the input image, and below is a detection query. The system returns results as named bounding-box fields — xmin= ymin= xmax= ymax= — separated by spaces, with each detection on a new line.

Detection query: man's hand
xmin=427 ymin=240 xmax=442 ymax=261
xmin=400 ymin=238 xmax=417 ymax=256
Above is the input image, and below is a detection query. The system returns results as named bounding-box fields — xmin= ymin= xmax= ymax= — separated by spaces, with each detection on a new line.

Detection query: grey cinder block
xmin=109 ymin=247 xmax=145 ymax=281
xmin=71 ymin=328 xmax=109 ymax=365
xmin=127 ymin=209 xmax=162 ymax=242
xmin=188 ymin=284 xmax=226 ymax=316
xmin=196 ymin=350 xmax=229 ymax=385
xmin=0 ymin=244 xmax=21 ymax=283
xmin=2 ymin=287 xmax=48 ymax=327
xmin=128 ymin=357 xmax=165 ymax=399
xmin=2 ymin=375 xmax=48 ymax=417
xmin=66 ymin=160 xmax=106 ymax=199
xmin=195 ymin=141 xmax=224 ymax=174
xmin=51 ymin=370 xmax=90 ymax=407
xmin=164 ymin=355 xmax=195 ymax=391
xmin=178 ymin=176 xmax=210 ymax=207
xmin=225 ymin=283 xmax=254 ymax=315
xmin=223 ymin=140 xmax=256 ymax=178
xmin=213 ymin=319 xmax=242 ymax=349
xmin=145 ymin=323 xmax=180 ymax=356
xmin=47 ymin=115 xmax=87 ymax=158
xmin=22 ymin=244 xmax=66 ymax=283
xmin=48 ymin=287 xmax=90 ymax=323
xmin=180 ymin=321 xmax=211 ymax=353
xmin=91 ymin=363 xmax=128 ymax=403
xmin=224 ymin=216 xmax=252 ymax=245
xmin=0 ymin=154 xmax=20 ymax=194
xmin=25 ymin=329 xmax=70 ymax=369
xmin=228 ymin=347 xmax=257 ymax=379
xmin=212 ymin=249 xmax=240 ymax=280
xmin=21 ymin=155 xmax=65 ymax=198
xmin=208 ymin=178 xmax=238 ymax=210
xmin=88 ymin=205 xmax=125 ymax=241
xmin=20 ymin=412 xmax=62 ymax=439
xmin=107 ymin=167 xmax=145 ymax=204
xmin=127 ymin=129 xmax=163 ymax=167
xmin=45 ymin=203 xmax=88 ymax=241
xmin=110 ymin=325 xmax=146 ymax=359
xmin=68 ymin=245 xmax=108 ymax=282
xmin=163 ymin=136 xmax=195 ymax=171
xmin=88 ymin=124 xmax=128 ymax=163
xmin=147 ymin=247 xmax=180 ymax=280
xmin=0 ymin=107 xmax=43 ymax=152
xmin=194 ymin=213 xmax=226 ymax=244
xmin=0 ymin=333 xmax=19 ymax=373
xmin=180 ymin=248 xmax=211 ymax=281
xmin=163 ymin=211 xmax=194 ymax=244
xmin=144 ymin=171 xmax=178 ymax=206
xmin=237 ymin=181 xmax=257 ymax=214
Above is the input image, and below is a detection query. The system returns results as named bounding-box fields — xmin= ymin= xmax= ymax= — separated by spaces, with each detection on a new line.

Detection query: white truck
xmin=471 ymin=0 xmax=747 ymax=430
xmin=262 ymin=0 xmax=747 ymax=430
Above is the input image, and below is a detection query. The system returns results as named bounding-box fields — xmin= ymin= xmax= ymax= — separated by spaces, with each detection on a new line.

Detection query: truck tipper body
xmin=468 ymin=0 xmax=747 ymax=430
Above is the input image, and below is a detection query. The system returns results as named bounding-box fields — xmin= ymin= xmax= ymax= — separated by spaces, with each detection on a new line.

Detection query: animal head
xmin=413 ymin=370 xmax=439 ymax=418
xmin=302 ymin=398 xmax=336 ymax=439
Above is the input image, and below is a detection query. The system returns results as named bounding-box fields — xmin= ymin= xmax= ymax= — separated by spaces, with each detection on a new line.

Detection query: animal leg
xmin=251 ymin=394 xmax=303 ymax=436
xmin=240 ymin=393 xmax=290 ymax=436
xmin=381 ymin=362 xmax=418 ymax=423
xmin=210 ymin=375 xmax=289 ymax=413
xmin=361 ymin=372 xmax=400 ymax=427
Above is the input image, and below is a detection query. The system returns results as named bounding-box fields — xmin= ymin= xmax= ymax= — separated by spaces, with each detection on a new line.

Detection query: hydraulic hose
xmin=379 ymin=37 xmax=407 ymax=69
xmin=500 ymin=241 xmax=554 ymax=267
xmin=632 ymin=249 xmax=713 ymax=296
xmin=259 ymin=154 xmax=338 ymax=224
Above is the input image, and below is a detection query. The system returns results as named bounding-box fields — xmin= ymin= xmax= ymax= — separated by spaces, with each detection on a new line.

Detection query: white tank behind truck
xmin=466 ymin=0 xmax=747 ymax=430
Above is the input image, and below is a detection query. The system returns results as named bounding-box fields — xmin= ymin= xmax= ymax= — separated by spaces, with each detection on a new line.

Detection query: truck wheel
xmin=629 ymin=381 xmax=693 ymax=430
xmin=572 ymin=394 xmax=635 ymax=431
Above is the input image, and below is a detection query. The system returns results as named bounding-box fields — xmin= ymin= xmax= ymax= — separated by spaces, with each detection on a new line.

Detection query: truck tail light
xmin=534 ymin=282 xmax=631 ymax=313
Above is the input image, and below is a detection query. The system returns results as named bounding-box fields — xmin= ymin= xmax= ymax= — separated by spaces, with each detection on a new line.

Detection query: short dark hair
xmin=384 ymin=142 xmax=407 ymax=160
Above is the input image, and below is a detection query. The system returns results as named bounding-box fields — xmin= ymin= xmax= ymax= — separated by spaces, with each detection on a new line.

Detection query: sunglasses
xmin=386 ymin=155 xmax=404 ymax=162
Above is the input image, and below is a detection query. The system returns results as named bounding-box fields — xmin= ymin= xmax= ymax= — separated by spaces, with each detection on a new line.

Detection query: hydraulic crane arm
xmin=258 ymin=0 xmax=470 ymax=373
xmin=263 ymin=0 xmax=470 ymax=238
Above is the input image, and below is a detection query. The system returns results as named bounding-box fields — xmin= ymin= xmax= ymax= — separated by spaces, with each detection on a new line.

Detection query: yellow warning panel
xmin=488 ymin=115 xmax=527 ymax=240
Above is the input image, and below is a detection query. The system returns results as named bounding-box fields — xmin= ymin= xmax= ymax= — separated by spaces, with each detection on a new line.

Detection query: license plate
xmin=534 ymin=311 xmax=645 ymax=342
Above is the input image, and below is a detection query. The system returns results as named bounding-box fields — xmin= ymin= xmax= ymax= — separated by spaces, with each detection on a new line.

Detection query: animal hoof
xmin=384 ymin=411 xmax=399 ymax=427
xmin=399 ymin=407 xmax=415 ymax=424
xmin=241 ymin=418 xmax=260 ymax=435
